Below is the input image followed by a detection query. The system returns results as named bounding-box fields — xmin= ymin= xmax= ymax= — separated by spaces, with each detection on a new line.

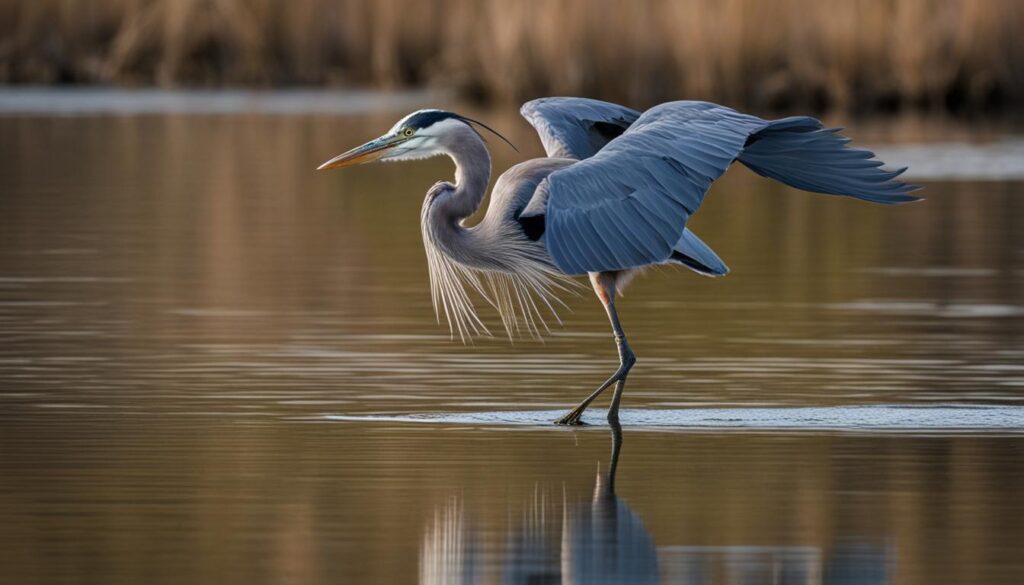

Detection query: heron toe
xmin=555 ymin=410 xmax=588 ymax=425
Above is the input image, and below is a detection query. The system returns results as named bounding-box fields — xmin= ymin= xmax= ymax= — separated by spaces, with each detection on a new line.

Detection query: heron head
xmin=317 ymin=109 xmax=515 ymax=171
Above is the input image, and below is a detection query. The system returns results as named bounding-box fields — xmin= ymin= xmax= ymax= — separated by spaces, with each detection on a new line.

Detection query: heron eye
xmin=403 ymin=128 xmax=415 ymax=137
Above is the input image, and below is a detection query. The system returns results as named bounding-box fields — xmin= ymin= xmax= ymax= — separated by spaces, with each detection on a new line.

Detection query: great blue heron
xmin=317 ymin=98 xmax=919 ymax=425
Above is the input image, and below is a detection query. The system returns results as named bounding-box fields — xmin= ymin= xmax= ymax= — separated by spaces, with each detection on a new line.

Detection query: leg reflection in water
xmin=560 ymin=420 xmax=659 ymax=584
xmin=419 ymin=422 xmax=658 ymax=585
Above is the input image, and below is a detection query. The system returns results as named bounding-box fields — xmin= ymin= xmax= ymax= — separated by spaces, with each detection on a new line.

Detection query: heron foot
xmin=554 ymin=409 xmax=588 ymax=426
xmin=553 ymin=356 xmax=635 ymax=426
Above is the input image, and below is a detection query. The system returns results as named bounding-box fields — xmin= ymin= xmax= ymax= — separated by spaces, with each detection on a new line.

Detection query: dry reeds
xmin=0 ymin=0 xmax=1021 ymax=111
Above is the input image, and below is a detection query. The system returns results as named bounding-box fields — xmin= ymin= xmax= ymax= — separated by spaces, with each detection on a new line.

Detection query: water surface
xmin=1 ymin=93 xmax=1022 ymax=584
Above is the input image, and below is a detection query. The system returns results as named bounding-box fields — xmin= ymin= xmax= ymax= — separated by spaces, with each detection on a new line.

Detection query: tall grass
xmin=1 ymin=0 xmax=1020 ymax=111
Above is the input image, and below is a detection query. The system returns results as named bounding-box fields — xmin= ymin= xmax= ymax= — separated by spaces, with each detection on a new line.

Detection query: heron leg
xmin=555 ymin=273 xmax=636 ymax=425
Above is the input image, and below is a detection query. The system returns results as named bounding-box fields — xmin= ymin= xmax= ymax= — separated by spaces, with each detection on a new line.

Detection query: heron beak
xmin=317 ymin=134 xmax=403 ymax=171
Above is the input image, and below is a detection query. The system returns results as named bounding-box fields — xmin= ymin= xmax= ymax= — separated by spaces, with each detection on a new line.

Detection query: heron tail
xmin=738 ymin=117 xmax=922 ymax=204
xmin=670 ymin=228 xmax=729 ymax=277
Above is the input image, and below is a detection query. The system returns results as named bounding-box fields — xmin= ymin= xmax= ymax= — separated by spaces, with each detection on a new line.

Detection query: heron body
xmin=318 ymin=98 xmax=920 ymax=425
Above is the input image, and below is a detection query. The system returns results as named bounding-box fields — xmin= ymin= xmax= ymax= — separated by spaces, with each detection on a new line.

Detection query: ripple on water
xmin=323 ymin=405 xmax=1024 ymax=433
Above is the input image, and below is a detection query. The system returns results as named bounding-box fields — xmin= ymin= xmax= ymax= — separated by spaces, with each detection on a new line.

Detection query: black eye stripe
xmin=400 ymin=109 xmax=517 ymax=152
xmin=404 ymin=110 xmax=458 ymax=130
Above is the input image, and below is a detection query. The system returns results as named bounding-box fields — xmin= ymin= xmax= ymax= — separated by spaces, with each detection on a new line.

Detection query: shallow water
xmin=329 ymin=404 xmax=1024 ymax=431
xmin=1 ymin=92 xmax=1023 ymax=584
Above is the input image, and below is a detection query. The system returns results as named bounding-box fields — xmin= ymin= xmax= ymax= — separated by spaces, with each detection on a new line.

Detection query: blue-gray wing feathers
xmin=521 ymin=99 xmax=920 ymax=275
xmin=520 ymin=97 xmax=640 ymax=160
xmin=673 ymin=228 xmax=729 ymax=276
xmin=738 ymin=117 xmax=920 ymax=204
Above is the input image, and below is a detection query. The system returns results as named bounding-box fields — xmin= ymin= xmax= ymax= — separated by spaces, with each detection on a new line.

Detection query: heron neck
xmin=420 ymin=127 xmax=500 ymax=272
xmin=443 ymin=129 xmax=492 ymax=222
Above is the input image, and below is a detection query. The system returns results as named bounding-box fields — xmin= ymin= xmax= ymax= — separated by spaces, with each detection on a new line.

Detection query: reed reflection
xmin=420 ymin=423 xmax=891 ymax=585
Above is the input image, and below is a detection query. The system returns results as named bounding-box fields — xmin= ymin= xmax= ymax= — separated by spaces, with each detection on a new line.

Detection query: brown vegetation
xmin=1 ymin=0 xmax=1021 ymax=111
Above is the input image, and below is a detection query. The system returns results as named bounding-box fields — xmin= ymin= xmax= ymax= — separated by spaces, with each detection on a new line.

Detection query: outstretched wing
xmin=537 ymin=101 xmax=919 ymax=275
xmin=520 ymin=97 xmax=640 ymax=160
xmin=737 ymin=117 xmax=920 ymax=205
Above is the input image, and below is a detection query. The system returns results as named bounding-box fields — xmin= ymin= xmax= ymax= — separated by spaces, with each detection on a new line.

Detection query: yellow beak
xmin=317 ymin=134 xmax=403 ymax=171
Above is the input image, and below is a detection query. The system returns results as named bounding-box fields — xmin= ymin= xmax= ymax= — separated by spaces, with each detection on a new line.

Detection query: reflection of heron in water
xmin=420 ymin=422 xmax=658 ymax=584
xmin=420 ymin=426 xmax=892 ymax=584
xmin=560 ymin=421 xmax=658 ymax=585
xmin=318 ymin=98 xmax=919 ymax=425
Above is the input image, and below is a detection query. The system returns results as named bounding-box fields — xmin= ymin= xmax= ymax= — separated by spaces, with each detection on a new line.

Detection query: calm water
xmin=1 ymin=93 xmax=1023 ymax=584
